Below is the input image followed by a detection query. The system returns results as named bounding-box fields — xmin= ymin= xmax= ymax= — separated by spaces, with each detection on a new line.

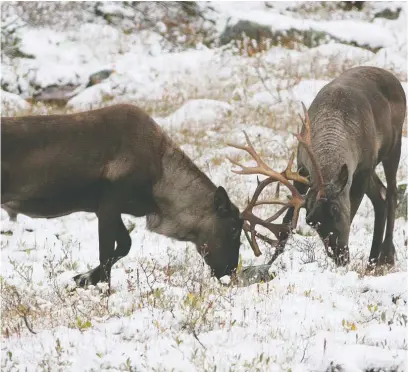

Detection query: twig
xmin=13 ymin=288 xmax=36 ymax=335
xmin=192 ymin=330 xmax=206 ymax=349
xmin=22 ymin=312 xmax=37 ymax=335
xmin=254 ymin=57 xmax=281 ymax=103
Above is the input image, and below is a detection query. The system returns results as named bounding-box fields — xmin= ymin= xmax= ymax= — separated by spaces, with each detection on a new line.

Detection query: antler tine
xmin=246 ymin=178 xmax=274 ymax=210
xmin=241 ymin=177 xmax=291 ymax=256
xmin=240 ymin=177 xmax=274 ymax=257
xmin=261 ymin=192 xmax=305 ymax=230
xmin=228 ymin=131 xmax=304 ymax=199
xmin=226 ymin=156 xmax=248 ymax=174
xmin=264 ymin=198 xmax=304 ymax=230
xmin=242 ymin=222 xmax=262 ymax=257
xmin=295 ymin=102 xmax=325 ymax=198
xmin=242 ymin=221 xmax=279 ymax=257
xmin=282 ymin=151 xmax=309 ymax=185
xmin=275 ymin=182 xmax=280 ymax=198
xmin=227 ymin=131 xmax=273 ymax=176
xmin=265 ymin=205 xmax=290 ymax=223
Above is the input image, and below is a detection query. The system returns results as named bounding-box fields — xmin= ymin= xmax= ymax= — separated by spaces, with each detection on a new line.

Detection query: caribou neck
xmin=306 ymin=112 xmax=358 ymax=185
xmin=147 ymin=136 xmax=216 ymax=243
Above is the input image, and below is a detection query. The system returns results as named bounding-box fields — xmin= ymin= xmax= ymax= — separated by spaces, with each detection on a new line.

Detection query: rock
xmin=237 ymin=264 xmax=276 ymax=286
xmin=220 ymin=20 xmax=274 ymax=46
xmin=219 ymin=16 xmax=392 ymax=52
xmin=86 ymin=69 xmax=116 ymax=88
xmin=32 ymin=84 xmax=80 ymax=106
xmin=268 ymin=28 xmax=336 ymax=49
xmin=338 ymin=1 xmax=365 ymax=11
xmin=31 ymin=70 xmax=115 ymax=107
xmin=374 ymin=7 xmax=402 ymax=20
xmin=1 ymin=90 xmax=30 ymax=116
xmin=220 ymin=19 xmax=336 ymax=49
xmin=220 ymin=20 xmax=347 ymax=50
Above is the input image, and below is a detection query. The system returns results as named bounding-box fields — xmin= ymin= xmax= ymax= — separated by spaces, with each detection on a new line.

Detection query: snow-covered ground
xmin=1 ymin=2 xmax=407 ymax=371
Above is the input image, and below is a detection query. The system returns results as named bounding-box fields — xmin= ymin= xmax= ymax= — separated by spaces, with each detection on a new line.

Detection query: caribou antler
xmin=227 ymin=132 xmax=308 ymax=256
xmin=227 ymin=102 xmax=324 ymax=257
xmin=295 ymin=102 xmax=325 ymax=199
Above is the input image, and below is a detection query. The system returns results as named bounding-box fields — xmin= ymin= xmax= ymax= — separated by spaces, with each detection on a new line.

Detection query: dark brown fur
xmin=1 ymin=104 xmax=243 ymax=286
xmin=283 ymin=66 xmax=406 ymax=267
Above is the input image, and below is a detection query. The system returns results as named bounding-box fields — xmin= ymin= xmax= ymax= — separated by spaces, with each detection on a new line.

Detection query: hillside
xmin=1 ymin=2 xmax=407 ymax=371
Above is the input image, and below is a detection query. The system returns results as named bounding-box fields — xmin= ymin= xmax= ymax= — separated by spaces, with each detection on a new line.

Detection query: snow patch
xmin=66 ymin=82 xmax=113 ymax=111
xmin=365 ymin=47 xmax=408 ymax=80
xmin=250 ymin=79 xmax=329 ymax=108
xmin=1 ymin=90 xmax=30 ymax=115
xmin=160 ymin=99 xmax=233 ymax=131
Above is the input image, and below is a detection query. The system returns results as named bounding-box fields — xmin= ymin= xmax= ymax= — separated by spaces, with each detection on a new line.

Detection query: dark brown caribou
xmin=1 ymin=104 xmax=244 ymax=287
xmin=228 ymin=66 xmax=406 ymax=269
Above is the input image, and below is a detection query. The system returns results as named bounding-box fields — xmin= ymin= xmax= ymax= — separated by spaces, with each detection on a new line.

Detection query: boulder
xmin=374 ymin=7 xmax=402 ymax=20
xmin=219 ymin=16 xmax=393 ymax=52
xmin=32 ymin=84 xmax=80 ymax=106
xmin=30 ymin=70 xmax=115 ymax=106
xmin=220 ymin=20 xmax=274 ymax=46
xmin=338 ymin=1 xmax=365 ymax=11
xmin=220 ymin=19 xmax=336 ymax=49
xmin=86 ymin=69 xmax=115 ymax=88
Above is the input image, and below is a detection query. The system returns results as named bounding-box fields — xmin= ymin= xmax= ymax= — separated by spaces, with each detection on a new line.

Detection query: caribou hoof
xmin=365 ymin=260 xmax=377 ymax=275
xmin=378 ymin=237 xmax=396 ymax=267
xmin=332 ymin=249 xmax=349 ymax=266
xmin=73 ymin=267 xmax=101 ymax=288
xmin=335 ymin=257 xmax=349 ymax=267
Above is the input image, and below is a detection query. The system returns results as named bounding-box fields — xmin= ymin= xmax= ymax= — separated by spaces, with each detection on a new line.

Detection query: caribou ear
xmin=334 ymin=164 xmax=349 ymax=193
xmin=214 ymin=186 xmax=231 ymax=217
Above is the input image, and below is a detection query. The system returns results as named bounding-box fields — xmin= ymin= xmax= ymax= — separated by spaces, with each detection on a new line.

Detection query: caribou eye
xmin=231 ymin=221 xmax=242 ymax=237
xmin=330 ymin=204 xmax=339 ymax=216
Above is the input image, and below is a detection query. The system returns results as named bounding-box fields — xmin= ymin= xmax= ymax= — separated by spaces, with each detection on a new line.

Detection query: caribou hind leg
xmin=377 ymin=142 xmax=402 ymax=266
xmin=74 ymin=216 xmax=132 ymax=288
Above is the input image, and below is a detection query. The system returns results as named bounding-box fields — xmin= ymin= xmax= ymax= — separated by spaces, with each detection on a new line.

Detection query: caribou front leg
xmin=74 ymin=216 xmax=132 ymax=288
xmin=74 ymin=192 xmax=125 ymax=288
xmin=73 ymin=213 xmax=117 ymax=288
xmin=365 ymin=173 xmax=387 ymax=270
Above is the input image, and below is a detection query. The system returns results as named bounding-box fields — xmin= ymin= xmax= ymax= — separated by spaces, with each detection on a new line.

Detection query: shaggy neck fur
xmin=146 ymin=134 xmax=216 ymax=244
xmin=303 ymin=110 xmax=359 ymax=187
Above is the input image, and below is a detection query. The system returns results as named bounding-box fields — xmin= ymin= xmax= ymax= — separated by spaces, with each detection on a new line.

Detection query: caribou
xmin=229 ymin=66 xmax=406 ymax=269
xmin=1 ymin=104 xmax=243 ymax=287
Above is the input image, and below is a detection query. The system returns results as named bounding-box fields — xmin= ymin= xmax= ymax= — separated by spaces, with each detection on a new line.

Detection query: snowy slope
xmin=1 ymin=2 xmax=407 ymax=371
